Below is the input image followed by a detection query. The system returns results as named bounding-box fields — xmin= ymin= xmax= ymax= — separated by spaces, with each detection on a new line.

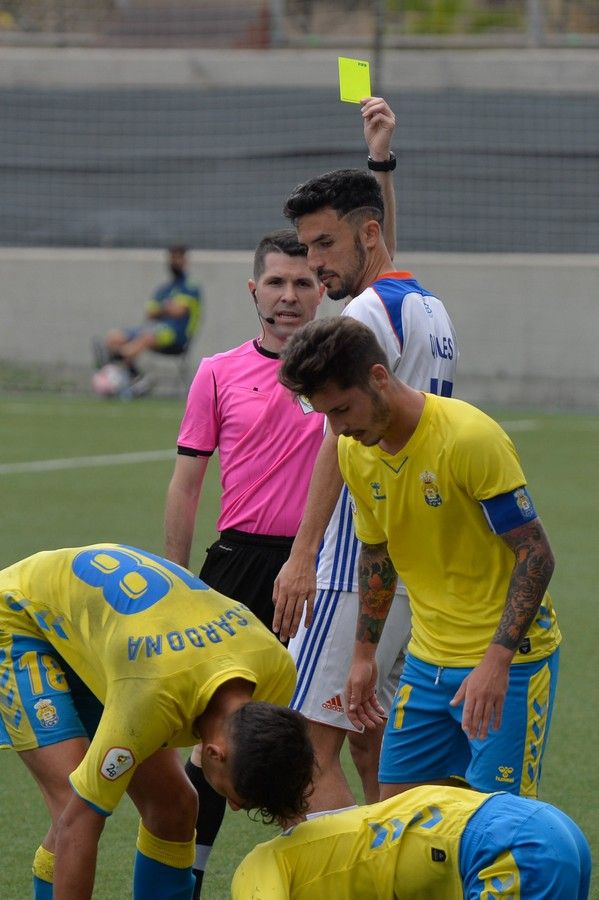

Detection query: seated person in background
xmin=233 ymin=784 xmax=591 ymax=899
xmin=93 ymin=244 xmax=202 ymax=396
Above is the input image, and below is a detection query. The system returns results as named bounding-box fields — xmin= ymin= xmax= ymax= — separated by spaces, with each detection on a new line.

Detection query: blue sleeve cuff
xmin=480 ymin=486 xmax=537 ymax=534
xmin=68 ymin=776 xmax=112 ymax=817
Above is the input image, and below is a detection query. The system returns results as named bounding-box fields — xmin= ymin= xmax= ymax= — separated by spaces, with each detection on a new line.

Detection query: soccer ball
xmin=92 ymin=363 xmax=131 ymax=398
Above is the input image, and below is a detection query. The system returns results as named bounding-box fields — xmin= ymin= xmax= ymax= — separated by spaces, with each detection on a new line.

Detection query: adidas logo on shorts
xmin=322 ymin=694 xmax=344 ymax=712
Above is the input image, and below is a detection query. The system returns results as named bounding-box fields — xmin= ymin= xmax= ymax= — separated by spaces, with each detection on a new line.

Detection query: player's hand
xmin=361 ymin=96 xmax=396 ymax=162
xmin=450 ymin=650 xmax=511 ymax=740
xmin=345 ymin=654 xmax=384 ymax=730
xmin=272 ymin=552 xmax=317 ymax=642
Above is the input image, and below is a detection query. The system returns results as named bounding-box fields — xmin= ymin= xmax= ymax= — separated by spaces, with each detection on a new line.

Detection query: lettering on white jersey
xmin=429 ymin=334 xmax=455 ymax=360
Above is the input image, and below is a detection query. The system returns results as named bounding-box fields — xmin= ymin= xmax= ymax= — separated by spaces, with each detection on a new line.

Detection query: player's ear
xmin=362 ymin=218 xmax=381 ymax=249
xmin=369 ymin=363 xmax=389 ymax=391
xmin=204 ymin=742 xmax=225 ymax=762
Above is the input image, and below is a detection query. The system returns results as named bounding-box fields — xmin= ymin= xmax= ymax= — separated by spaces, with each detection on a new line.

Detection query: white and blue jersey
xmin=317 ymin=271 xmax=458 ymax=591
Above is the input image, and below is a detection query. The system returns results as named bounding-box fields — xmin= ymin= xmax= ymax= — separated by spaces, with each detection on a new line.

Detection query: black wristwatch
xmin=367 ymin=152 xmax=396 ymax=172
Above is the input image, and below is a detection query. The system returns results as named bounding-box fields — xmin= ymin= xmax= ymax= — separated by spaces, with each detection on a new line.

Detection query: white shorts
xmin=288 ymin=587 xmax=411 ymax=733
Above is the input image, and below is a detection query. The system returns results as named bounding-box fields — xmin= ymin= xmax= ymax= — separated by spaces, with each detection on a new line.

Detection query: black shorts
xmin=199 ymin=529 xmax=293 ymax=640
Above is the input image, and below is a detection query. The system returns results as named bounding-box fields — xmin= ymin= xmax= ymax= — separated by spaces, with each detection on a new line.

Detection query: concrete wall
xmin=1 ymin=248 xmax=598 ymax=409
xmin=0 ymin=48 xmax=597 ymax=406
xmin=0 ymin=47 xmax=598 ymax=92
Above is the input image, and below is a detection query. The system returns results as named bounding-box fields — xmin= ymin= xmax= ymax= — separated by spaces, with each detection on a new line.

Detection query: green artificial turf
xmin=0 ymin=394 xmax=597 ymax=898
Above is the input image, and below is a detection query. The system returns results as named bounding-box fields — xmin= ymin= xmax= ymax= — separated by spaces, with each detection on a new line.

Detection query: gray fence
xmin=1 ymin=81 xmax=597 ymax=252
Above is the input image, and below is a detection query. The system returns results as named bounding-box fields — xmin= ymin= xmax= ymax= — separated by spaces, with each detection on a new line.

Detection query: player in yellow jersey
xmin=233 ymin=784 xmax=591 ymax=899
xmin=280 ymin=317 xmax=560 ymax=800
xmin=0 ymin=544 xmax=314 ymax=900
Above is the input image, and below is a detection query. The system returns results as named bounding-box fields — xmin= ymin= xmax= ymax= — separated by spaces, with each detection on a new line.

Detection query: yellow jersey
xmin=0 ymin=544 xmax=295 ymax=813
xmin=233 ymin=784 xmax=491 ymax=899
xmin=338 ymin=394 xmax=561 ymax=666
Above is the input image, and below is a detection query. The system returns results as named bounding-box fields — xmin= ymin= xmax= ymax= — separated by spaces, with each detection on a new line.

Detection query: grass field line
xmin=0 ymin=421 xmax=543 ymax=475
xmin=0 ymin=449 xmax=175 ymax=475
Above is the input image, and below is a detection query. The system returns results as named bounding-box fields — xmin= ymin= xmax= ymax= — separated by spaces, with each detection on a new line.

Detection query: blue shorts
xmin=379 ymin=650 xmax=559 ymax=795
xmin=460 ymin=793 xmax=591 ymax=899
xmin=0 ymin=633 xmax=102 ymax=751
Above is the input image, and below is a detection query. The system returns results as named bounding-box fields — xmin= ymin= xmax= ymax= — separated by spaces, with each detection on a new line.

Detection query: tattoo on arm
xmin=493 ymin=519 xmax=555 ymax=651
xmin=357 ymin=542 xmax=397 ymax=644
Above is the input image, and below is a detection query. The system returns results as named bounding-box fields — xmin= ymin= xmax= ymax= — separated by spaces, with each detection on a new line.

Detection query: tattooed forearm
xmin=493 ymin=519 xmax=555 ymax=651
xmin=356 ymin=541 xmax=397 ymax=644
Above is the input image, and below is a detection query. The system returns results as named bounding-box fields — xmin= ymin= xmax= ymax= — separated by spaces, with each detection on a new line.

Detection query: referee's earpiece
xmin=252 ymin=289 xmax=275 ymax=325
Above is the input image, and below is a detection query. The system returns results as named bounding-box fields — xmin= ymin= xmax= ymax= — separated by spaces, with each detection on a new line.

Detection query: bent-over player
xmin=0 ymin=544 xmax=314 ymax=900
xmin=233 ymin=784 xmax=591 ymax=899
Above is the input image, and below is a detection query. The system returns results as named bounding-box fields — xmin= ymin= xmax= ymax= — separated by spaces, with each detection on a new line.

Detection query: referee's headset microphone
xmin=251 ymin=289 xmax=275 ymax=325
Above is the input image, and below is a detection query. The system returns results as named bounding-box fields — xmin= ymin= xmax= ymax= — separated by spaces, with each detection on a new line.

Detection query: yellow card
xmin=338 ymin=56 xmax=371 ymax=104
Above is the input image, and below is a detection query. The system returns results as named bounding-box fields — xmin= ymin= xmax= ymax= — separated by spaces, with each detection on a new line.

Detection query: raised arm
xmin=164 ymin=453 xmax=210 ymax=567
xmin=451 ymin=517 xmax=555 ymax=739
xmin=345 ymin=540 xmax=397 ymax=730
xmin=272 ymin=428 xmax=343 ymax=641
xmin=362 ymin=96 xmax=397 ymax=258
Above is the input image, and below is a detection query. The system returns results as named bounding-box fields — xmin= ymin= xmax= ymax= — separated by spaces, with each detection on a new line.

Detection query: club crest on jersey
xmin=514 ymin=488 xmax=534 ymax=519
xmin=101 ymin=747 xmax=135 ymax=781
xmin=420 ymin=471 xmax=442 ymax=507
xmin=34 ymin=698 xmax=59 ymax=729
xmin=370 ymin=481 xmax=386 ymax=501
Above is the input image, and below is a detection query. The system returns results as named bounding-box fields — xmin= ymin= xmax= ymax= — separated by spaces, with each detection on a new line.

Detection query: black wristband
xmin=367 ymin=151 xmax=396 ymax=172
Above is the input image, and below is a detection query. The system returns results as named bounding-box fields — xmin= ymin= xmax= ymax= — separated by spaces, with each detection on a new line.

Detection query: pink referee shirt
xmin=177 ymin=339 xmax=324 ymax=536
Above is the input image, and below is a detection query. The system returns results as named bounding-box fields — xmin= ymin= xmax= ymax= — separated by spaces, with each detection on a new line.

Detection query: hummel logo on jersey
xmin=370 ymin=481 xmax=386 ymax=501
xmin=322 ymin=694 xmax=344 ymax=712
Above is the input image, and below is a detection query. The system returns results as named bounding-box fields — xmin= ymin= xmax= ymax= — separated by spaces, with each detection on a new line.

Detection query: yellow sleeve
xmin=452 ymin=412 xmax=527 ymax=501
xmin=69 ymin=685 xmax=173 ymax=815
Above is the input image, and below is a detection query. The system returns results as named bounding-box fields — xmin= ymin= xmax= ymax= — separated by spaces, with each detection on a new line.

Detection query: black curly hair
xmin=280 ymin=316 xmax=389 ymax=399
xmin=228 ymin=701 xmax=315 ymax=825
xmin=283 ymin=168 xmax=384 ymax=227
